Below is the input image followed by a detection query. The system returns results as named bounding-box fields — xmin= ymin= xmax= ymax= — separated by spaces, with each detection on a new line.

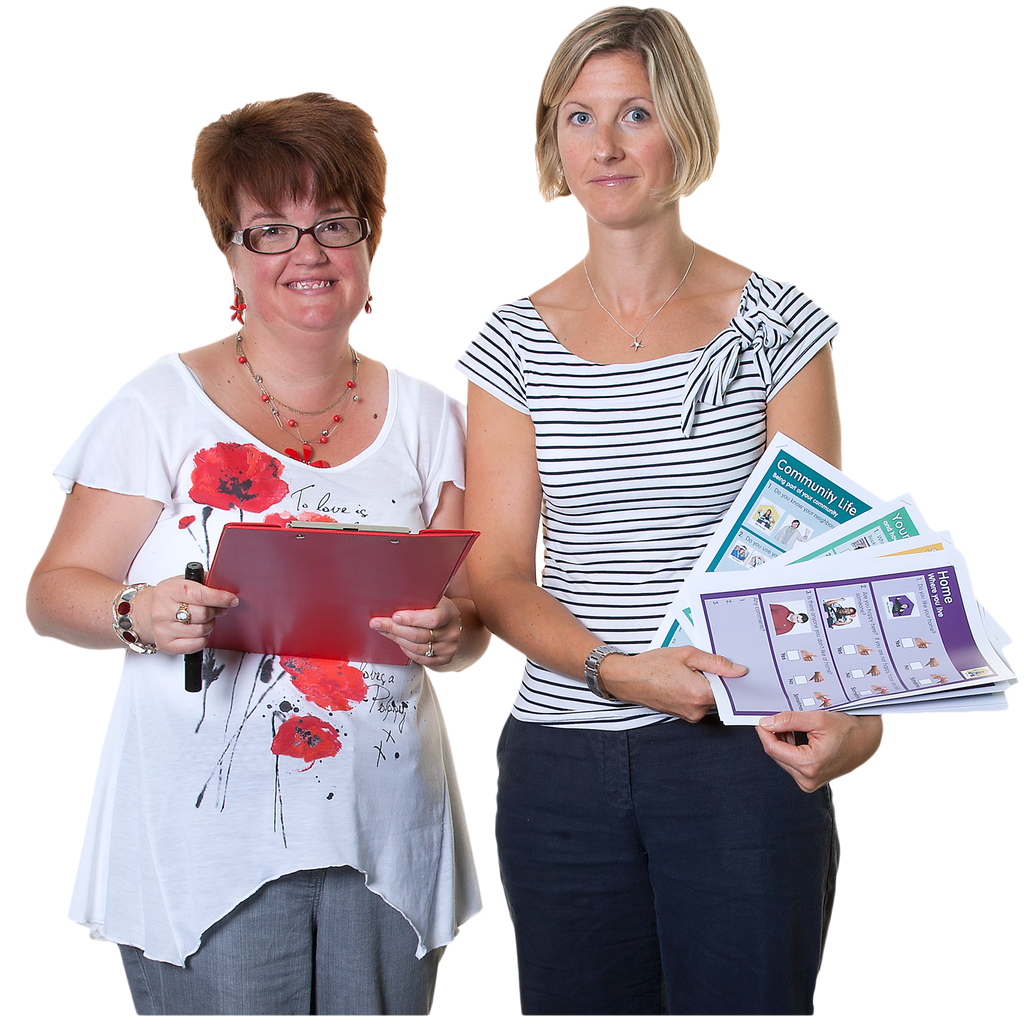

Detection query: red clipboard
xmin=205 ymin=522 xmax=478 ymax=664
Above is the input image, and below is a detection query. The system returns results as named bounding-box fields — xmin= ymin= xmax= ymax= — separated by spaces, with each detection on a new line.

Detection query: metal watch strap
xmin=584 ymin=644 xmax=626 ymax=700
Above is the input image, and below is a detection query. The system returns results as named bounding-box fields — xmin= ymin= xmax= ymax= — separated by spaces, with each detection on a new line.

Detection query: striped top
xmin=458 ymin=272 xmax=838 ymax=729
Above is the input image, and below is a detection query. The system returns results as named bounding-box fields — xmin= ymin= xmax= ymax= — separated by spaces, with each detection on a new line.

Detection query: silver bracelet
xmin=112 ymin=584 xmax=157 ymax=655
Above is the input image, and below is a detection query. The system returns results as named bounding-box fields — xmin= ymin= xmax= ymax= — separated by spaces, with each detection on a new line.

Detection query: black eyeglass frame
xmin=230 ymin=216 xmax=372 ymax=254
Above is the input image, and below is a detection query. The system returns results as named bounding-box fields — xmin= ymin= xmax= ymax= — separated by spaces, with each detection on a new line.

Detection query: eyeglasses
xmin=231 ymin=216 xmax=371 ymax=254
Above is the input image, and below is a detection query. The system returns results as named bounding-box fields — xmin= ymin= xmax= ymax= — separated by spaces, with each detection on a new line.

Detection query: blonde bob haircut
xmin=536 ymin=6 xmax=719 ymax=202
xmin=193 ymin=92 xmax=387 ymax=260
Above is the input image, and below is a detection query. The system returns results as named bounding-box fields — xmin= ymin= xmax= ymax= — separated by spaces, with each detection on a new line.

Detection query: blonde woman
xmin=460 ymin=7 xmax=880 ymax=1015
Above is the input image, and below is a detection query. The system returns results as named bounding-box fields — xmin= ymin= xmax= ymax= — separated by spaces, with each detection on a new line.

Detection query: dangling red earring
xmin=364 ymin=294 xmax=373 ymax=315
xmin=230 ymin=286 xmax=247 ymax=325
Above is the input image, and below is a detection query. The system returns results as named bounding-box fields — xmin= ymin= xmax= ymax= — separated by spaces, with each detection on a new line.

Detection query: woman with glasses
xmin=459 ymin=7 xmax=881 ymax=1015
xmin=27 ymin=93 xmax=487 ymax=1015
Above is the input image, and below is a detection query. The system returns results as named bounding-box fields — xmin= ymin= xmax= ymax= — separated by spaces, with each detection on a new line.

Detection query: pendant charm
xmin=285 ymin=444 xmax=330 ymax=469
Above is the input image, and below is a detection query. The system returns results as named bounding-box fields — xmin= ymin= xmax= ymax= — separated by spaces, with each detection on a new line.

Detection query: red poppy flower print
xmin=189 ymin=443 xmax=290 ymax=514
xmin=178 ymin=515 xmax=196 ymax=529
xmin=271 ymin=715 xmax=341 ymax=763
xmin=280 ymin=657 xmax=368 ymax=712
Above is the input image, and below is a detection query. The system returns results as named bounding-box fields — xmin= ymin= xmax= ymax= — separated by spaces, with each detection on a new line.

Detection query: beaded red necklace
xmin=235 ymin=332 xmax=360 ymax=467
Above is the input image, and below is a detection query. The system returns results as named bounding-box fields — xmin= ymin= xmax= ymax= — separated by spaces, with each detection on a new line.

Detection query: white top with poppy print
xmin=55 ymin=355 xmax=479 ymax=967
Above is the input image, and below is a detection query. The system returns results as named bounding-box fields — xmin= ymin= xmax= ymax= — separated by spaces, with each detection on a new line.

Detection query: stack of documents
xmin=653 ymin=435 xmax=1015 ymax=722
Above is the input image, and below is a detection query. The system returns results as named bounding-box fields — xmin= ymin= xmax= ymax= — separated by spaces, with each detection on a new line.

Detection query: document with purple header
xmin=684 ymin=547 xmax=1016 ymax=723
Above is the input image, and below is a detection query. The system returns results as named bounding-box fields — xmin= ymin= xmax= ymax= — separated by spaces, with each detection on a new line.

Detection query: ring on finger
xmin=429 ymin=628 xmax=435 ymax=642
xmin=175 ymin=603 xmax=192 ymax=625
xmin=426 ymin=641 xmax=435 ymax=658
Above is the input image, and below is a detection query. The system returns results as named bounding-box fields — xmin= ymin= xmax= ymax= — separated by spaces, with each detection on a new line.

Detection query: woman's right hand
xmin=599 ymin=646 xmax=747 ymax=722
xmin=130 ymin=577 xmax=239 ymax=655
xmin=28 ymin=485 xmax=238 ymax=654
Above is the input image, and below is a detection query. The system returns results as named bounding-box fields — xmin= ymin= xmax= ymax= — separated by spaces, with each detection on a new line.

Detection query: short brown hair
xmin=192 ymin=92 xmax=387 ymax=259
xmin=536 ymin=7 xmax=718 ymax=202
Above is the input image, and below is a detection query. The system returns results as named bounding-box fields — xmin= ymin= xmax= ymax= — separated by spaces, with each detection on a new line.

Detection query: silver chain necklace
xmin=583 ymin=240 xmax=697 ymax=352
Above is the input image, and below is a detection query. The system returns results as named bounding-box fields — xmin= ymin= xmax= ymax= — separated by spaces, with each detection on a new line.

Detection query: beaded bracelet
xmin=112 ymin=584 xmax=157 ymax=655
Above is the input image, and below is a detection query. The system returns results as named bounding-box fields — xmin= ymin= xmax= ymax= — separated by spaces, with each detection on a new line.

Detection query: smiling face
xmin=227 ymin=192 xmax=370 ymax=338
xmin=556 ymin=50 xmax=676 ymax=228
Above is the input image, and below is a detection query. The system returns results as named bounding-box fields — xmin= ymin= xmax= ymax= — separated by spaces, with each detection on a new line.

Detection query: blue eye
xmin=567 ymin=111 xmax=591 ymax=126
xmin=625 ymin=107 xmax=651 ymax=123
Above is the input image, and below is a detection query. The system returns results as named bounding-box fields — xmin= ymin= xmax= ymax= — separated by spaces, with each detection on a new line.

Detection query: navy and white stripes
xmin=459 ymin=272 xmax=837 ymax=729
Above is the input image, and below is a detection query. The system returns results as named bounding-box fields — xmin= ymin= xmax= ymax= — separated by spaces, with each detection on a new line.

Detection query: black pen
xmin=184 ymin=562 xmax=204 ymax=692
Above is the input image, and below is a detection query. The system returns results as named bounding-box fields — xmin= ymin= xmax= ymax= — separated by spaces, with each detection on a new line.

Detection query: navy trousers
xmin=495 ymin=715 xmax=839 ymax=1015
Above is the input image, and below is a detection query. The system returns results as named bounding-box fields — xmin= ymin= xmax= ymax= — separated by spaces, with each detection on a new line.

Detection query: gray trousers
xmin=119 ymin=866 xmax=442 ymax=1015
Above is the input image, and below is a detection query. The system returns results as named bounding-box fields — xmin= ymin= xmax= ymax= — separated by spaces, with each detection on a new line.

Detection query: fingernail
xmin=759 ymin=716 xmax=775 ymax=728
xmin=393 ymin=614 xmax=404 ymax=625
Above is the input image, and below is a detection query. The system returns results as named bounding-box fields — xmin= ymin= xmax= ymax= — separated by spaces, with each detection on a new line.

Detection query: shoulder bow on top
xmin=676 ymin=301 xmax=795 ymax=438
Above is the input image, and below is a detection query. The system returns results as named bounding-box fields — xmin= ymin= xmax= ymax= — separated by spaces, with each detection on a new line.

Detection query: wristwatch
xmin=584 ymin=644 xmax=626 ymax=700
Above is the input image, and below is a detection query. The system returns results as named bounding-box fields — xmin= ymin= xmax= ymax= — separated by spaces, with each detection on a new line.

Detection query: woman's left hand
xmin=755 ymin=712 xmax=882 ymax=792
xmin=370 ymin=596 xmax=462 ymax=667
